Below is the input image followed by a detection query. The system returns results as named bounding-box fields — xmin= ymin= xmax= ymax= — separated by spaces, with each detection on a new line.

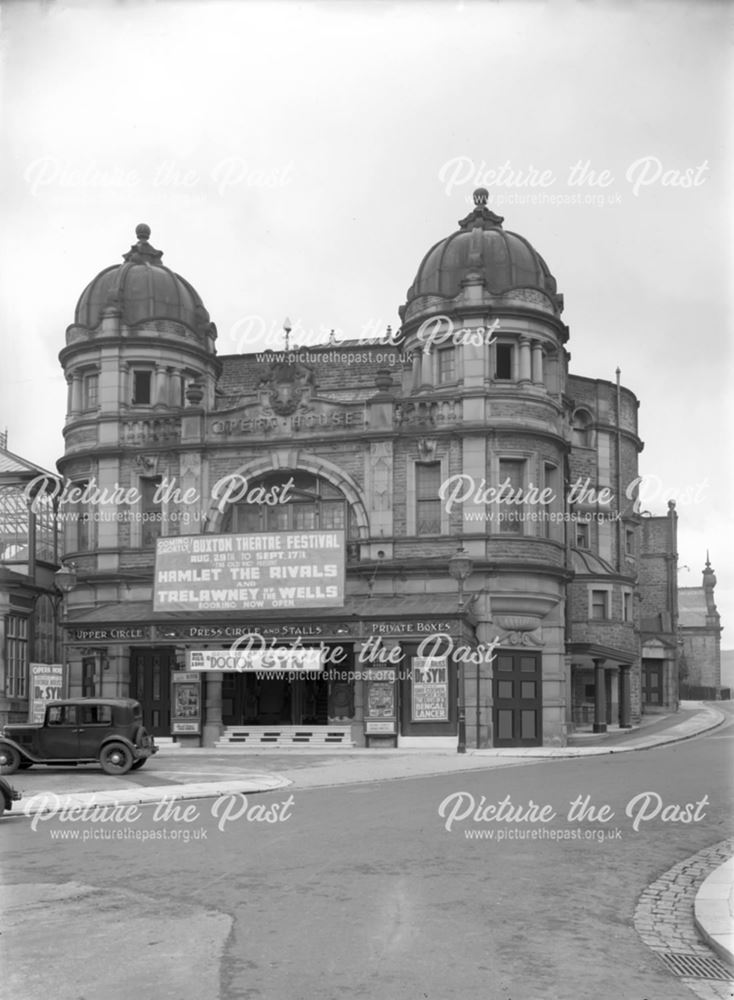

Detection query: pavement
xmin=3 ymin=699 xmax=725 ymax=811
xmin=3 ymin=698 xmax=732 ymax=970
xmin=694 ymin=854 xmax=734 ymax=969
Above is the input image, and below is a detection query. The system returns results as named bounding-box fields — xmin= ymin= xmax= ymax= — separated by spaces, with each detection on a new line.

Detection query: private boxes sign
xmin=154 ymin=531 xmax=345 ymax=613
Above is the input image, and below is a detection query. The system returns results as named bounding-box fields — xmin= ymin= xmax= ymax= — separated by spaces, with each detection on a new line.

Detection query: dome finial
xmin=123 ymin=225 xmax=163 ymax=265
xmin=473 ymin=188 xmax=489 ymax=207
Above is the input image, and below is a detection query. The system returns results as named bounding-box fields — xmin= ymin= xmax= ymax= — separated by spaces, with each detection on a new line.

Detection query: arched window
xmin=222 ymin=471 xmax=358 ymax=538
xmin=572 ymin=409 xmax=593 ymax=448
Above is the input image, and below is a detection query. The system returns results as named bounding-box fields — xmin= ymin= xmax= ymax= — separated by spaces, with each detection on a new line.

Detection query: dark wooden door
xmin=129 ymin=647 xmax=173 ymax=736
xmin=492 ymin=651 xmax=542 ymax=747
xmin=642 ymin=661 xmax=663 ymax=706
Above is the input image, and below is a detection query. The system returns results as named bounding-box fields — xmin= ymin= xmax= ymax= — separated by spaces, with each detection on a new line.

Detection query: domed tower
xmin=395 ymin=189 xmax=572 ymax=747
xmin=57 ymin=225 xmax=220 ymax=699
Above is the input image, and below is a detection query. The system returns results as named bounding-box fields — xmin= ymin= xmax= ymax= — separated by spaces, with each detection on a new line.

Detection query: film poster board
xmin=28 ymin=663 xmax=66 ymax=723
xmin=411 ymin=656 xmax=449 ymax=722
xmin=171 ymin=670 xmax=202 ymax=734
xmin=364 ymin=670 xmax=397 ymax=734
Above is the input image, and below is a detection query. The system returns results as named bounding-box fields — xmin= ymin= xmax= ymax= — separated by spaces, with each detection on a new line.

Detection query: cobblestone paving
xmin=634 ymin=838 xmax=734 ymax=1000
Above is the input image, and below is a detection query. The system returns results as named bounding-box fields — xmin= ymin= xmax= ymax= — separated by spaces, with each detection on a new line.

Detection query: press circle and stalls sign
xmin=153 ymin=530 xmax=345 ymax=612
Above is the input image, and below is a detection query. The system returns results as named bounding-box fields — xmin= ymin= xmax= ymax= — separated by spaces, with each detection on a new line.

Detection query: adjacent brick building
xmin=679 ymin=555 xmax=724 ymax=698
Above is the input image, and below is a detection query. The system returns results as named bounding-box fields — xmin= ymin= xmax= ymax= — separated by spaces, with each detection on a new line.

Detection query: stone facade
xmin=679 ymin=557 xmax=723 ymax=696
xmin=52 ymin=197 xmax=681 ymax=747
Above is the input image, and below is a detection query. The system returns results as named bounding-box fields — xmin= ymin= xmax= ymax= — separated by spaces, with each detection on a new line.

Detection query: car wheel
xmin=99 ymin=743 xmax=134 ymax=775
xmin=0 ymin=745 xmax=21 ymax=775
xmin=130 ymin=758 xmax=146 ymax=770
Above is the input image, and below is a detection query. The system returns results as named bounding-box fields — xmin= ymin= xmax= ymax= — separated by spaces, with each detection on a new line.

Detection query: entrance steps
xmin=155 ymin=737 xmax=181 ymax=750
xmin=215 ymin=725 xmax=355 ymax=749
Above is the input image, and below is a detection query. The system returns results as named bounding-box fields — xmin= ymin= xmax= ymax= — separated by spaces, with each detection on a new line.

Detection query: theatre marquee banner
xmin=154 ymin=530 xmax=345 ymax=612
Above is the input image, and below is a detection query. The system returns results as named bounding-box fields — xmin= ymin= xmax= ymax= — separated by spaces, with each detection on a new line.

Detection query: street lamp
xmin=449 ymin=547 xmax=474 ymax=754
xmin=54 ymin=561 xmax=77 ymax=597
xmin=53 ymin=561 xmax=77 ymax=663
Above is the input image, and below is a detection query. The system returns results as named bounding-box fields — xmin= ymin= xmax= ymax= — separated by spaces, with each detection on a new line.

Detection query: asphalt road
xmin=3 ymin=709 xmax=733 ymax=1000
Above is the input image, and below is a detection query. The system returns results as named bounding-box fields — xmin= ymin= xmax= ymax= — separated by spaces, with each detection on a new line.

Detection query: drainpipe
xmin=615 ymin=368 xmax=622 ymax=573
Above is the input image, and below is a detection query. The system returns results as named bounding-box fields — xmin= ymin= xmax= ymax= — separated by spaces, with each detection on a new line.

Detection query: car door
xmin=76 ymin=704 xmax=113 ymax=757
xmin=38 ymin=705 xmax=80 ymax=758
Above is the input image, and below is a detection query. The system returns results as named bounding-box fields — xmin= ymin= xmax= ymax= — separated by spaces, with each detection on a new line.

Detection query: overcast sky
xmin=0 ymin=0 xmax=731 ymax=642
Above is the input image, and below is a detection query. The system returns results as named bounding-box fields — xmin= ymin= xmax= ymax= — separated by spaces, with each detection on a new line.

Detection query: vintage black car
xmin=0 ymin=776 xmax=21 ymax=816
xmin=0 ymin=698 xmax=158 ymax=776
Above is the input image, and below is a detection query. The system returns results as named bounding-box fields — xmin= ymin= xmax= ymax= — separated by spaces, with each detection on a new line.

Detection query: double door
xmin=129 ymin=647 xmax=173 ymax=736
xmin=492 ymin=651 xmax=542 ymax=747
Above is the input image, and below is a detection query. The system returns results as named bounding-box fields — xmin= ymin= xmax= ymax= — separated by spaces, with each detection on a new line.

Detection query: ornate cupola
xmin=59 ymin=224 xmax=221 ymax=435
xmin=397 ymin=190 xmax=569 ymax=400
xmin=71 ymin=224 xmax=217 ymax=353
xmin=400 ymin=188 xmax=564 ymax=333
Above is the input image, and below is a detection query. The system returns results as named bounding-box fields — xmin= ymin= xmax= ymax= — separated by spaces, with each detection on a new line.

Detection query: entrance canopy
xmin=63 ymin=594 xmax=476 ymax=646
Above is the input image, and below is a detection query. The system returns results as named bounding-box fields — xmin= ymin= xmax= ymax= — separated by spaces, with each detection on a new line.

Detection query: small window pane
xmin=496 ymin=344 xmax=513 ymax=380
xmin=294 ymin=504 xmax=317 ymax=530
xmin=84 ymin=373 xmax=99 ymax=408
xmin=320 ymin=502 xmax=345 ymax=530
xmin=236 ymin=506 xmax=262 ymax=533
xmin=437 ymin=348 xmax=456 ymax=383
xmin=521 ymin=681 xmax=536 ymax=699
xmin=591 ymin=590 xmax=607 ymax=620
xmin=498 ymin=460 xmax=524 ymax=535
xmin=416 ymin=462 xmax=441 ymax=535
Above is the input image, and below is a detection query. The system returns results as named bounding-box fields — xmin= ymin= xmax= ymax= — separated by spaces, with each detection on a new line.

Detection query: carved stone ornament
xmin=134 ymin=454 xmax=158 ymax=473
xmin=258 ymin=360 xmax=315 ymax=416
xmin=495 ymin=615 xmax=539 ymax=632
xmin=494 ymin=615 xmax=543 ymax=647
xmin=417 ymin=437 xmax=437 ymax=459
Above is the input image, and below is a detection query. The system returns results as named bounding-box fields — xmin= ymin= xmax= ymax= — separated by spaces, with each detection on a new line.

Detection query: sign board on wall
xmin=154 ymin=531 xmax=345 ymax=613
xmin=411 ymin=657 xmax=449 ymax=722
xmin=28 ymin=664 xmax=65 ymax=723
xmin=186 ymin=648 xmax=324 ymax=673
xmin=170 ymin=671 xmax=202 ymax=734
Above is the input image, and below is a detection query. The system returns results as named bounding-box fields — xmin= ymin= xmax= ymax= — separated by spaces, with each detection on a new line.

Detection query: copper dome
xmin=74 ymin=224 xmax=213 ymax=337
xmin=405 ymin=190 xmax=560 ymax=308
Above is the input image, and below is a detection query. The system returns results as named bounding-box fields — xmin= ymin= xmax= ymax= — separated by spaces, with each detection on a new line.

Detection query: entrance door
xmin=221 ymin=673 xmax=330 ymax=726
xmin=492 ymin=652 xmax=542 ymax=747
xmin=642 ymin=660 xmax=663 ymax=706
xmin=129 ymin=647 xmax=173 ymax=736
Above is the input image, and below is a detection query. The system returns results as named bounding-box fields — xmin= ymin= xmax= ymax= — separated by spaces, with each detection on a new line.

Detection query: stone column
xmin=420 ymin=348 xmax=433 ymax=387
xmin=593 ymin=658 xmax=607 ymax=733
xmin=531 ymin=342 xmax=544 ymax=384
xmin=605 ymin=670 xmax=613 ymax=726
xmin=174 ymin=370 xmax=185 ymax=408
xmin=618 ymin=665 xmax=632 ymax=728
xmin=70 ymin=373 xmax=83 ymax=415
xmin=202 ymin=671 xmax=224 ymax=747
xmin=154 ymin=365 xmax=168 ymax=407
xmin=519 ymin=338 xmax=532 ymax=382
